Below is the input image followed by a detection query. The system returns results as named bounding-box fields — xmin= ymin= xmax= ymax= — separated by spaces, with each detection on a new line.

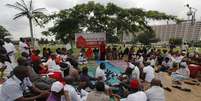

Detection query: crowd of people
xmin=0 ymin=37 xmax=201 ymax=101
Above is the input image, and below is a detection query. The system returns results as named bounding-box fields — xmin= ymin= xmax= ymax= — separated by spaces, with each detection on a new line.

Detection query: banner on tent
xmin=75 ymin=33 xmax=106 ymax=48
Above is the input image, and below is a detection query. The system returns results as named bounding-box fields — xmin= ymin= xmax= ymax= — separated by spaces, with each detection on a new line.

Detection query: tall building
xmin=151 ymin=21 xmax=201 ymax=42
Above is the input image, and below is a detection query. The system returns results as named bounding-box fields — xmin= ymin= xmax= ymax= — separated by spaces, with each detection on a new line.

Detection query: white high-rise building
xmin=151 ymin=21 xmax=201 ymax=42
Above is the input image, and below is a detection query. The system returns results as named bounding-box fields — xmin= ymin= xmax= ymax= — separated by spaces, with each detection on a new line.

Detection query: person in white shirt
xmin=95 ymin=63 xmax=106 ymax=82
xmin=181 ymin=43 xmax=189 ymax=52
xmin=61 ymin=76 xmax=81 ymax=101
xmin=78 ymin=53 xmax=88 ymax=65
xmin=19 ymin=38 xmax=30 ymax=55
xmin=0 ymin=65 xmax=48 ymax=101
xmin=171 ymin=61 xmax=190 ymax=81
xmin=46 ymin=53 xmax=61 ymax=71
xmin=121 ymin=80 xmax=147 ymax=101
xmin=143 ymin=62 xmax=155 ymax=83
xmin=130 ymin=62 xmax=140 ymax=80
xmin=138 ymin=55 xmax=144 ymax=64
xmin=146 ymin=78 xmax=165 ymax=101
xmin=3 ymin=38 xmax=17 ymax=67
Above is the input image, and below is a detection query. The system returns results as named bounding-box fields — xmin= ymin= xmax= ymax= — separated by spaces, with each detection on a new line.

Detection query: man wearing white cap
xmin=47 ymin=81 xmax=71 ymax=101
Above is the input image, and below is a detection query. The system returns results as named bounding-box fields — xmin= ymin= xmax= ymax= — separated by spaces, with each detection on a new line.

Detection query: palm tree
xmin=7 ymin=0 xmax=45 ymax=47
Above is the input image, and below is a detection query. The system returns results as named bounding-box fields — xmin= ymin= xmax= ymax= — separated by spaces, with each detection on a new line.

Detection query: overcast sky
xmin=0 ymin=0 xmax=201 ymax=40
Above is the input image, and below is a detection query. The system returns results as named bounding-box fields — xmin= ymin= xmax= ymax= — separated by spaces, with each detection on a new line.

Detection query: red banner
xmin=75 ymin=33 xmax=106 ymax=48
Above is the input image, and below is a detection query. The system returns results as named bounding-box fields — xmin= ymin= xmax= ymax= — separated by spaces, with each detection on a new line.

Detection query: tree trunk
xmin=29 ymin=18 xmax=34 ymax=48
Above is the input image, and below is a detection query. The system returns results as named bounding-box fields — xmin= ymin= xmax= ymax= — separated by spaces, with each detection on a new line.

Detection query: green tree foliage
xmin=7 ymin=0 xmax=46 ymax=46
xmin=43 ymin=1 xmax=179 ymax=44
xmin=106 ymin=34 xmax=120 ymax=43
xmin=0 ymin=25 xmax=11 ymax=39
xmin=0 ymin=25 xmax=10 ymax=39
xmin=169 ymin=38 xmax=183 ymax=46
xmin=137 ymin=32 xmax=159 ymax=45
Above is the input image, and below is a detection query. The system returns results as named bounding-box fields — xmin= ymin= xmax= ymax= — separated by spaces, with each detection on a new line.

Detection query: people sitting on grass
xmin=1 ymin=42 xmax=201 ymax=101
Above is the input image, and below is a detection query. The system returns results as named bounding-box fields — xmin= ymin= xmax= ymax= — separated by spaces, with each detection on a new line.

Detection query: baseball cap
xmin=51 ymin=81 xmax=64 ymax=93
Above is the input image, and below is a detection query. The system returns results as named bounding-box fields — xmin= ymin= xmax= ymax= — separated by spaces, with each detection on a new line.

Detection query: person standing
xmin=0 ymin=39 xmax=12 ymax=77
xmin=3 ymin=38 xmax=17 ymax=67
xmin=19 ymin=38 xmax=30 ymax=55
xmin=100 ymin=42 xmax=106 ymax=60
xmin=93 ymin=48 xmax=99 ymax=60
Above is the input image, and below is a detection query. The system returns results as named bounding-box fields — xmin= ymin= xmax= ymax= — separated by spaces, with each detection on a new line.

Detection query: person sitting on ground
xmin=47 ymin=81 xmax=71 ymax=101
xmin=171 ymin=62 xmax=190 ymax=81
xmin=146 ymin=78 xmax=165 ymax=101
xmin=42 ymin=47 xmax=49 ymax=61
xmin=78 ymin=53 xmax=88 ymax=65
xmin=45 ymin=53 xmax=61 ymax=72
xmin=61 ymin=76 xmax=80 ymax=101
xmin=160 ymin=57 xmax=172 ymax=72
xmin=80 ymin=67 xmax=96 ymax=89
xmin=21 ymin=52 xmax=32 ymax=66
xmin=31 ymin=49 xmax=41 ymax=74
xmin=95 ymin=63 xmax=107 ymax=82
xmin=125 ymin=62 xmax=134 ymax=80
xmin=77 ymin=77 xmax=90 ymax=101
xmin=17 ymin=57 xmax=55 ymax=90
xmin=131 ymin=62 xmax=140 ymax=80
xmin=167 ymin=62 xmax=178 ymax=75
xmin=121 ymin=80 xmax=147 ymax=101
xmin=86 ymin=81 xmax=110 ymax=101
xmin=0 ymin=65 xmax=49 ymax=101
xmin=117 ymin=74 xmax=130 ymax=98
xmin=143 ymin=62 xmax=155 ymax=83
